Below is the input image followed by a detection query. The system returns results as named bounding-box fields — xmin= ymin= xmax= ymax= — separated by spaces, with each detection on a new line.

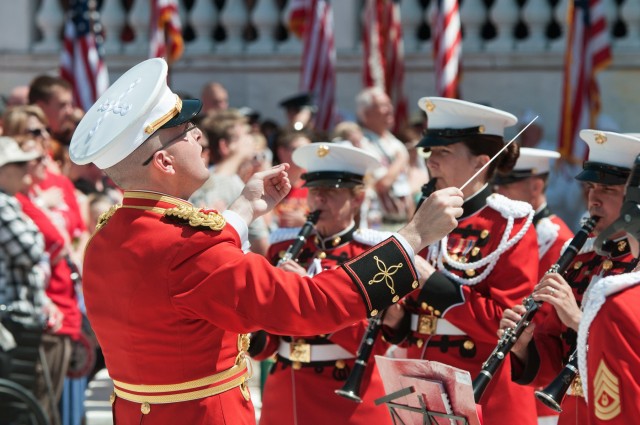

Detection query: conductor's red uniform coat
xmin=82 ymin=191 xmax=421 ymax=425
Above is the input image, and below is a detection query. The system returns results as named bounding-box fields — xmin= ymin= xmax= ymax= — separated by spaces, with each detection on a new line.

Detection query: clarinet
xmin=534 ymin=350 xmax=579 ymax=412
xmin=472 ymin=216 xmax=599 ymax=402
xmin=276 ymin=210 xmax=321 ymax=266
xmin=336 ymin=179 xmax=439 ymax=403
xmin=335 ymin=313 xmax=382 ymax=403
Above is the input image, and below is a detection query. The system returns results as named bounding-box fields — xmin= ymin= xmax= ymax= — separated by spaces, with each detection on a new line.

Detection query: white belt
xmin=277 ymin=340 xmax=355 ymax=363
xmin=410 ymin=314 xmax=466 ymax=336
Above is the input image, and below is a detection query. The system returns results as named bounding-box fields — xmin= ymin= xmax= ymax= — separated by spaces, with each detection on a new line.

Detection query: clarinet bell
xmin=335 ymin=387 xmax=363 ymax=403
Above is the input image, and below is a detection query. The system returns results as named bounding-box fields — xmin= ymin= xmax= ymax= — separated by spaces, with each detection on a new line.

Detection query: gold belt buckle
xmin=418 ymin=314 xmax=438 ymax=335
xmin=570 ymin=375 xmax=584 ymax=398
xmin=290 ymin=339 xmax=311 ymax=363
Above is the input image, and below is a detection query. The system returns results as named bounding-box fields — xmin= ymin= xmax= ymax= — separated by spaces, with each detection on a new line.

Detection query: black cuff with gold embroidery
xmin=417 ymin=271 xmax=464 ymax=313
xmin=341 ymin=236 xmax=419 ymax=317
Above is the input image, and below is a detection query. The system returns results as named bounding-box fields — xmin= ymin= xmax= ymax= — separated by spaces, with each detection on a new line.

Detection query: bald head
xmin=201 ymin=82 xmax=229 ymax=115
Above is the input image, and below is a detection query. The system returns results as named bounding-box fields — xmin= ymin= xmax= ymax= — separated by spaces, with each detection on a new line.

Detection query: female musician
xmin=382 ymin=98 xmax=540 ymax=425
xmin=251 ymin=142 xmax=394 ymax=425
xmin=501 ymin=130 xmax=640 ymax=424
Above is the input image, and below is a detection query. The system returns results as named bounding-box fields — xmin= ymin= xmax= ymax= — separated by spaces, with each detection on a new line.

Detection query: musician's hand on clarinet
xmin=399 ymin=187 xmax=463 ymax=252
xmin=498 ymin=304 xmax=533 ymax=361
xmin=277 ymin=259 xmax=308 ymax=277
xmin=533 ymin=273 xmax=581 ymax=331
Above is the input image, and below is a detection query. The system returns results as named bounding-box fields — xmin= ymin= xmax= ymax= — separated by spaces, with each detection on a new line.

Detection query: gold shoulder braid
xmin=95 ymin=204 xmax=122 ymax=231
xmin=164 ymin=205 xmax=226 ymax=231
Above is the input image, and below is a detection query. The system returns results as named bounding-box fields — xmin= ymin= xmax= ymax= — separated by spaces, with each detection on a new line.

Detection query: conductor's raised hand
xmin=229 ymin=164 xmax=291 ymax=225
xmin=398 ymin=187 xmax=464 ymax=253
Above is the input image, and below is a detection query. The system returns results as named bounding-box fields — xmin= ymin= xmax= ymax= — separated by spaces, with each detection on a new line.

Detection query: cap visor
xmin=161 ymin=99 xmax=202 ymax=129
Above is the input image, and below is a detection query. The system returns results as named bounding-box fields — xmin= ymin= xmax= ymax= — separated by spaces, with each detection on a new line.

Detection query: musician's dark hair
xmin=462 ymin=135 xmax=519 ymax=180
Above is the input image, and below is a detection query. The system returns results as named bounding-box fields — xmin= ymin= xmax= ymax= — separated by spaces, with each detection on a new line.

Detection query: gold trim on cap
xmin=145 ymin=96 xmax=183 ymax=135
xmin=594 ymin=132 xmax=607 ymax=144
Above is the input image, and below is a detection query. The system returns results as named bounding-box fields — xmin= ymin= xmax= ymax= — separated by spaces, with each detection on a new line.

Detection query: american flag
xmin=362 ymin=0 xmax=407 ymax=130
xmin=558 ymin=0 xmax=612 ymax=161
xmin=59 ymin=0 xmax=109 ymax=112
xmin=433 ymin=0 xmax=462 ymax=98
xmin=299 ymin=0 xmax=336 ymax=132
xmin=150 ymin=0 xmax=184 ymax=64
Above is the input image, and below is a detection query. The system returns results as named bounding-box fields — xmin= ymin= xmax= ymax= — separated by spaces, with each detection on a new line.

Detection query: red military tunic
xmin=83 ymin=191 xmax=422 ymax=425
xmin=577 ymin=270 xmax=640 ymax=424
xmin=513 ymin=235 xmax=638 ymax=425
xmin=386 ymin=186 xmax=540 ymax=425
xmin=253 ymin=225 xmax=393 ymax=425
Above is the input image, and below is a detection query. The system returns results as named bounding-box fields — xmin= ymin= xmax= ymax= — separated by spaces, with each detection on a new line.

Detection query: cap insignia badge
xmin=595 ymin=133 xmax=607 ymax=144
xmin=316 ymin=144 xmax=330 ymax=157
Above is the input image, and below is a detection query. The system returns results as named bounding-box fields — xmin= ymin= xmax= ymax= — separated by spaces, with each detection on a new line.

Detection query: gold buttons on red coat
xmin=141 ymin=402 xmax=151 ymax=414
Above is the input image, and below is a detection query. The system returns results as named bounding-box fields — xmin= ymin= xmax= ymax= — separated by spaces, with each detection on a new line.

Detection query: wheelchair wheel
xmin=0 ymin=377 xmax=49 ymax=425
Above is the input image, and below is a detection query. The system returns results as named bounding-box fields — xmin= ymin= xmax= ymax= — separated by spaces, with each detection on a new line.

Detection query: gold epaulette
xmin=95 ymin=204 xmax=122 ymax=232
xmin=164 ymin=205 xmax=225 ymax=231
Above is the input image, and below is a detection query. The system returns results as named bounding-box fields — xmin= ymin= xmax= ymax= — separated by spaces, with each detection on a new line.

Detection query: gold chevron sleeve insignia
xmin=594 ymin=358 xmax=621 ymax=421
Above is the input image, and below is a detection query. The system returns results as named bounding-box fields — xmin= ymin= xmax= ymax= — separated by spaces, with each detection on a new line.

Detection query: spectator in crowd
xmin=28 ymin=76 xmax=74 ymax=139
xmin=272 ymin=130 xmax=312 ymax=229
xmin=356 ymin=87 xmax=412 ymax=228
xmin=200 ymin=82 xmax=229 ymax=116
xmin=2 ymin=105 xmax=88 ymax=263
xmin=397 ymin=124 xmax=430 ymax=206
xmin=279 ymin=92 xmax=316 ymax=132
xmin=190 ymin=109 xmax=270 ymax=255
xmin=333 ymin=121 xmax=366 ymax=149
xmin=5 ymin=85 xmax=30 ymax=107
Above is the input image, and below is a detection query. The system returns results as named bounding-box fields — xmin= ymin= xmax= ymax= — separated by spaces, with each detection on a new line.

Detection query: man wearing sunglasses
xmin=68 ymin=58 xmax=465 ymax=425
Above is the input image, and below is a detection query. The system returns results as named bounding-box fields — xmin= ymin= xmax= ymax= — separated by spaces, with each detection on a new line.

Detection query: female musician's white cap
xmin=576 ymin=130 xmax=640 ymax=185
xmin=69 ymin=58 xmax=201 ymax=169
xmin=416 ymin=97 xmax=517 ymax=149
xmin=293 ymin=142 xmax=380 ymax=188
xmin=493 ymin=147 xmax=560 ymax=185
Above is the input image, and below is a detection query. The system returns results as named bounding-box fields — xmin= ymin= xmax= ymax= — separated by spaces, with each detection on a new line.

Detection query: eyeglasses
xmin=141 ymin=122 xmax=198 ymax=166
xmin=27 ymin=128 xmax=48 ymax=138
